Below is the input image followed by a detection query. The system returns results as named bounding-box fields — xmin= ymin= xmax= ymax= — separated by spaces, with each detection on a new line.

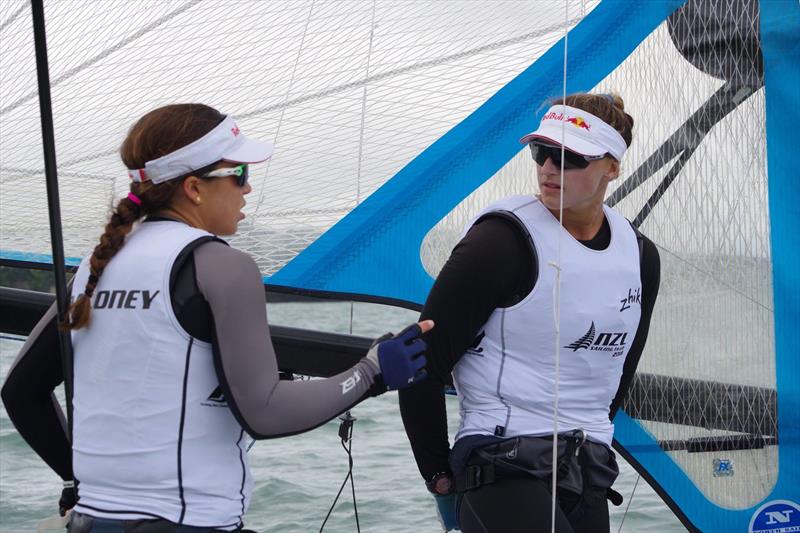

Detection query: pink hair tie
xmin=127 ymin=192 xmax=142 ymax=206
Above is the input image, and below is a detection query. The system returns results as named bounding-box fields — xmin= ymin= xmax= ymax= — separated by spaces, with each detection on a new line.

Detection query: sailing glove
xmin=366 ymin=323 xmax=427 ymax=390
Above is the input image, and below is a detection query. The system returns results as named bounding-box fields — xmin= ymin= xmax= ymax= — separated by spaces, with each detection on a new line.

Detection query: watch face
xmin=435 ymin=476 xmax=453 ymax=495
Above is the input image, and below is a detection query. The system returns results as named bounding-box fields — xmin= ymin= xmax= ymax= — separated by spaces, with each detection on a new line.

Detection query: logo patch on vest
xmin=466 ymin=331 xmax=485 ymax=356
xmin=91 ymin=289 xmax=160 ymax=310
xmin=202 ymin=386 xmax=228 ymax=407
xmin=564 ymin=321 xmax=628 ymax=357
xmin=619 ymin=287 xmax=641 ymax=312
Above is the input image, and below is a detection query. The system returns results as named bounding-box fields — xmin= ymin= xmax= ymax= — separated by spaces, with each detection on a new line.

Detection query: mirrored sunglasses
xmin=528 ymin=142 xmax=605 ymax=170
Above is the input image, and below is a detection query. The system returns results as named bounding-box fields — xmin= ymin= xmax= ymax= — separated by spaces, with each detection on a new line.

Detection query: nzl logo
xmin=619 ymin=287 xmax=641 ymax=312
xmin=564 ymin=322 xmax=628 ymax=357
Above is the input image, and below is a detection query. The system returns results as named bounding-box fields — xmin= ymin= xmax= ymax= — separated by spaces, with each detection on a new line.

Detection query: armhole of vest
xmin=626 ymin=220 xmax=645 ymax=266
xmin=475 ymin=210 xmax=539 ymax=306
xmin=169 ymin=236 xmax=228 ymax=339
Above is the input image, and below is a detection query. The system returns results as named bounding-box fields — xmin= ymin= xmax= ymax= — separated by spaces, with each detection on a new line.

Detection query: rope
xmin=253 ymin=0 xmax=317 ymax=212
xmin=319 ymin=413 xmax=360 ymax=533
xmin=616 ymin=474 xmax=641 ymax=533
xmin=550 ymin=2 xmax=571 ymax=531
xmin=347 ymin=0 xmax=376 ymax=337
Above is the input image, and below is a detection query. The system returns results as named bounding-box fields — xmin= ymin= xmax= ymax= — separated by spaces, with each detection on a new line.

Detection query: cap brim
xmin=520 ymin=132 xmax=607 ymax=158
xmin=222 ymin=136 xmax=274 ymax=164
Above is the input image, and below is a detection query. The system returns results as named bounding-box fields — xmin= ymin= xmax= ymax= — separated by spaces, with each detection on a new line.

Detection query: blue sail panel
xmin=267 ymin=0 xmax=685 ymax=305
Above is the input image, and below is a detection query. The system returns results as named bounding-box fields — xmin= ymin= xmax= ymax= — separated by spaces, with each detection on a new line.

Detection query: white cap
xmin=519 ymin=105 xmax=627 ymax=161
xmin=128 ymin=115 xmax=274 ymax=184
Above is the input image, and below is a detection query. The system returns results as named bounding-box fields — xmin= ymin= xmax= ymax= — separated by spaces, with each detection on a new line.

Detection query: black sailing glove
xmin=366 ymin=323 xmax=428 ymax=390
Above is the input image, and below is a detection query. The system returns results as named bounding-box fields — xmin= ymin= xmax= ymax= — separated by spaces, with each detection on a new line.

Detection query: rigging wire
xmin=616 ymin=474 xmax=641 ymax=533
xmin=334 ymin=5 xmax=374 ymax=530
xmin=253 ymin=0 xmax=317 ymax=213
xmin=319 ymin=412 xmax=360 ymax=533
xmin=549 ymin=1 xmax=571 ymax=531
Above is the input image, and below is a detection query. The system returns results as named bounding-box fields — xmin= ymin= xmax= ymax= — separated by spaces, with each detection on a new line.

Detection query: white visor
xmin=128 ymin=115 xmax=274 ymax=184
xmin=519 ymin=105 xmax=627 ymax=161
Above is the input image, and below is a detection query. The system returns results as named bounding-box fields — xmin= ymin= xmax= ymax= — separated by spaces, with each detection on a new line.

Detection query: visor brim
xmin=222 ymin=137 xmax=274 ymax=164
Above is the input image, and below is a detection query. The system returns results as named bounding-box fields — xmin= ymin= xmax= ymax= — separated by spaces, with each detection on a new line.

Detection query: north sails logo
xmin=202 ymin=386 xmax=227 ymax=407
xmin=564 ymin=321 xmax=628 ymax=357
xmin=749 ymin=500 xmax=800 ymax=533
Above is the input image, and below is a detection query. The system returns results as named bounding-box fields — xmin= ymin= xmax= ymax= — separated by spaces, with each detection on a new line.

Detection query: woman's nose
xmin=540 ymin=155 xmax=559 ymax=174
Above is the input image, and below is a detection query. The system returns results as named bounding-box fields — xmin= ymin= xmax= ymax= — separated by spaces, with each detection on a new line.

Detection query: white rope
xmin=348 ymin=0 xmax=376 ymax=335
xmin=550 ymin=1 xmax=571 ymax=531
xmin=617 ymin=474 xmax=641 ymax=533
xmin=254 ymin=0 xmax=317 ymax=212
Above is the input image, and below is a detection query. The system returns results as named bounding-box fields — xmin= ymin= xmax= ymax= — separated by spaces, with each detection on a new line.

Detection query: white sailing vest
xmin=70 ymin=221 xmax=251 ymax=530
xmin=452 ymin=196 xmax=642 ymax=446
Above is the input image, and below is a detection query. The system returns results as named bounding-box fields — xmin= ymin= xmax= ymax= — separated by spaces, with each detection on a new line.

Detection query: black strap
xmin=606 ymin=487 xmax=624 ymax=506
xmin=455 ymin=463 xmax=496 ymax=492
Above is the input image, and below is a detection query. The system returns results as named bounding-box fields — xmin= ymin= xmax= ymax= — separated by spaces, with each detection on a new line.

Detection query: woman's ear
xmin=180 ymin=175 xmax=203 ymax=203
xmin=605 ymin=159 xmax=620 ymax=181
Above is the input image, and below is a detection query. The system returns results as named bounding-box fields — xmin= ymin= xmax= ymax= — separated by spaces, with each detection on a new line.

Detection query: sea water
xmin=0 ymin=301 xmax=684 ymax=532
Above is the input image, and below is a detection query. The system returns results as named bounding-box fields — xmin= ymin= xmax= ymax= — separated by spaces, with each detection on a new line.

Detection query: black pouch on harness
xmin=455 ymin=431 xmax=585 ymax=493
xmin=453 ymin=431 xmax=620 ymax=506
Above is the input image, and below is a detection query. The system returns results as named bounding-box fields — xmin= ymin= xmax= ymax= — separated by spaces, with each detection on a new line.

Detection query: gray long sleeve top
xmin=1 ymin=221 xmax=382 ymax=481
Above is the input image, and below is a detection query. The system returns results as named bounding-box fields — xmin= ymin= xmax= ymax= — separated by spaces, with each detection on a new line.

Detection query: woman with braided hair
xmin=399 ymin=93 xmax=661 ymax=532
xmin=2 ymin=103 xmax=431 ymax=532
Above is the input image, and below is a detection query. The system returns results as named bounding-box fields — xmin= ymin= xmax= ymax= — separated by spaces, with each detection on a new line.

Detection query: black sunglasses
xmin=528 ymin=143 xmax=605 ymax=170
xmin=199 ymin=164 xmax=249 ymax=187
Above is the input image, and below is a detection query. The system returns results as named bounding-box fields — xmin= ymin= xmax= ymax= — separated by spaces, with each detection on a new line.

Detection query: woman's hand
xmin=366 ymin=320 xmax=434 ymax=390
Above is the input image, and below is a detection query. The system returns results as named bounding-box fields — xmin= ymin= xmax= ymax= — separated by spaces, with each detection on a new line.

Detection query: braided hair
xmin=64 ymin=104 xmax=225 ymax=330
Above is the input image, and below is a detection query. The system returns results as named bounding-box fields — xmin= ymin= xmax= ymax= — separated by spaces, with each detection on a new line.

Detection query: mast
xmin=30 ymin=0 xmax=74 ymax=442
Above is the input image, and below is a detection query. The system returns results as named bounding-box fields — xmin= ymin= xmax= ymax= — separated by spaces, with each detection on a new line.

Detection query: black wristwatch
xmin=426 ymin=472 xmax=454 ymax=495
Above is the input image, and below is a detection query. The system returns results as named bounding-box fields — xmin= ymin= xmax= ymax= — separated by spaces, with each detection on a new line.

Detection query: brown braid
xmin=63 ymin=104 xmax=225 ymax=330
xmin=552 ymin=93 xmax=634 ymax=147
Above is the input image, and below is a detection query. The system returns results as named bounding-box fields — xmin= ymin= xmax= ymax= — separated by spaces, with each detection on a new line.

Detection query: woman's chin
xmin=538 ymin=192 xmax=564 ymax=210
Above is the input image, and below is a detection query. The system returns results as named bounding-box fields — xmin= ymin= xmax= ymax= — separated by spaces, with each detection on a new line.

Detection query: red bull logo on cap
xmin=566 ymin=116 xmax=591 ymax=130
